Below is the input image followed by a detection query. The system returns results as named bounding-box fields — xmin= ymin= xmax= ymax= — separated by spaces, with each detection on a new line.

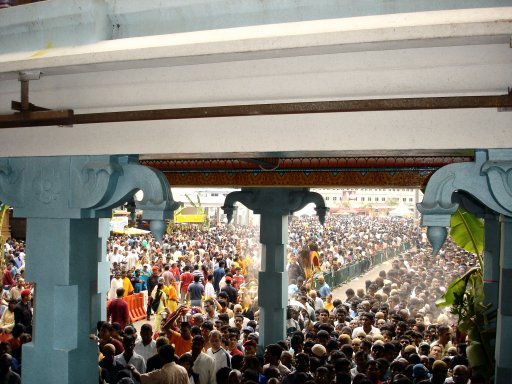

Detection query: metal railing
xmin=314 ymin=242 xmax=412 ymax=290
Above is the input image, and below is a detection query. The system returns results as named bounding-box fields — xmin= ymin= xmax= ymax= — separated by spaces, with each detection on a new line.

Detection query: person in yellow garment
xmin=163 ymin=280 xmax=179 ymax=314
xmin=151 ymin=277 xmax=169 ymax=333
xmin=121 ymin=269 xmax=134 ymax=297
xmin=300 ymin=242 xmax=321 ymax=285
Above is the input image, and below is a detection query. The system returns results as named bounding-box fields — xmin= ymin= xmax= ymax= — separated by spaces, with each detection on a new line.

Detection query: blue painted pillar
xmin=496 ymin=215 xmax=512 ymax=382
xmin=222 ymin=188 xmax=326 ymax=346
xmin=483 ymin=213 xmax=500 ymax=334
xmin=24 ymin=218 xmax=100 ymax=383
xmin=258 ymin=212 xmax=288 ymax=346
xmin=0 ymin=155 xmax=179 ymax=383
xmin=417 ymin=149 xmax=512 ymax=384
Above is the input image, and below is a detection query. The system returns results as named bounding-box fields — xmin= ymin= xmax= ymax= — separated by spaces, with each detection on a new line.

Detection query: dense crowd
xmin=0 ymin=239 xmax=30 ymax=384
xmin=0 ymin=214 xmax=481 ymax=384
xmin=99 ymin=215 xmax=479 ymax=384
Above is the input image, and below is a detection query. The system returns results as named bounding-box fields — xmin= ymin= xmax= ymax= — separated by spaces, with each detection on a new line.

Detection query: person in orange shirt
xmin=238 ymin=257 xmax=247 ymax=276
xmin=169 ymin=321 xmax=192 ymax=357
xmin=164 ymin=281 xmax=179 ymax=313
xmin=162 ymin=305 xmax=193 ymax=356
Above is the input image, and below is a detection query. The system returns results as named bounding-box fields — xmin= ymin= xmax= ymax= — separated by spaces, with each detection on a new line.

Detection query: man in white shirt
xmin=108 ymin=248 xmax=123 ymax=271
xmin=297 ymin=295 xmax=316 ymax=322
xmin=206 ymin=330 xmax=231 ymax=374
xmin=263 ymin=344 xmax=291 ymax=377
xmin=108 ymin=271 xmax=124 ymax=301
xmin=204 ymin=274 xmax=216 ymax=301
xmin=191 ymin=335 xmax=216 ymax=384
xmin=115 ymin=335 xmax=146 ymax=384
xmin=126 ymin=247 xmax=139 ymax=271
xmin=134 ymin=324 xmax=157 ymax=363
xmin=173 ymin=247 xmax=183 ymax=261
xmin=351 ymin=312 xmax=381 ymax=339
xmin=309 ymin=290 xmax=324 ymax=312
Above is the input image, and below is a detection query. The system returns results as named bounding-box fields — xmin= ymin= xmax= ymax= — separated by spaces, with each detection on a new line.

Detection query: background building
xmin=314 ymin=188 xmax=422 ymax=218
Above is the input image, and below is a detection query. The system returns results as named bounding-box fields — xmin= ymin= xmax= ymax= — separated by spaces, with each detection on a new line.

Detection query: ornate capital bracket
xmin=222 ymin=188 xmax=327 ymax=224
xmin=481 ymin=149 xmax=512 ymax=213
xmin=417 ymin=149 xmax=512 ymax=254
xmin=0 ymin=155 xmax=180 ymax=240
xmin=288 ymin=190 xmax=328 ymax=225
xmin=0 ymin=159 xmax=23 ymax=206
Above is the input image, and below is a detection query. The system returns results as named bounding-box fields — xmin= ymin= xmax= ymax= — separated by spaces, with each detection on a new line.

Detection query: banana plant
xmin=436 ymin=207 xmax=495 ymax=379
xmin=184 ymin=193 xmax=209 ymax=226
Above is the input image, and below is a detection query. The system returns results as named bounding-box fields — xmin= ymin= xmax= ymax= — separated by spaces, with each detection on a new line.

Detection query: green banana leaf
xmin=436 ymin=266 xmax=480 ymax=307
xmin=436 ymin=276 xmax=466 ymax=307
xmin=450 ymin=207 xmax=484 ymax=256
xmin=442 ymin=208 xmax=493 ymax=379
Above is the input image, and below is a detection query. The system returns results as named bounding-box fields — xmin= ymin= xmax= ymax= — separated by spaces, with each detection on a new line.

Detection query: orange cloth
xmin=168 ymin=330 xmax=192 ymax=356
xmin=304 ymin=251 xmax=321 ymax=281
xmin=0 ymin=333 xmax=11 ymax=343
xmin=164 ymin=284 xmax=178 ymax=313
xmin=310 ymin=251 xmax=320 ymax=269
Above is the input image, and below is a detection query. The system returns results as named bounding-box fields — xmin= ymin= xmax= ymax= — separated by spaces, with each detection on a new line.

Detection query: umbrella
xmin=288 ymin=300 xmax=306 ymax=311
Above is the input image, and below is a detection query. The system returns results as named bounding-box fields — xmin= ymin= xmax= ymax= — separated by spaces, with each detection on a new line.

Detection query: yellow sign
xmin=175 ymin=214 xmax=205 ymax=223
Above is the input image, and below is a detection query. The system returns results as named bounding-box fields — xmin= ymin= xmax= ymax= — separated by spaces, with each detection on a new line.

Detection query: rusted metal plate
xmin=0 ymin=110 xmax=73 ymax=128
xmin=1 ymin=94 xmax=511 ymax=128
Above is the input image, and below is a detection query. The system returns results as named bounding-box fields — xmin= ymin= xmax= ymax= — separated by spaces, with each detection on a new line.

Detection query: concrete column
xmin=222 ymin=188 xmax=326 ymax=346
xmin=23 ymin=218 xmax=99 ymax=383
xmin=258 ymin=212 xmax=288 ymax=346
xmin=483 ymin=213 xmax=500 ymax=334
xmin=496 ymin=215 xmax=512 ymax=382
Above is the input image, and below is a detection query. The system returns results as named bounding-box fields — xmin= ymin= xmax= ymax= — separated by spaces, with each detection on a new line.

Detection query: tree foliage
xmin=436 ymin=207 xmax=494 ymax=379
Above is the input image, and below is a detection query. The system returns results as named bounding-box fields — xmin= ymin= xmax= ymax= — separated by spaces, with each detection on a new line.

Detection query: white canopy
xmin=389 ymin=203 xmax=414 ymax=217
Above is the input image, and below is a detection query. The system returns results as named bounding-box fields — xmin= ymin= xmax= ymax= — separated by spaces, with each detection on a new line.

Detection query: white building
xmin=313 ymin=188 xmax=422 ymax=217
xmin=173 ymin=188 xmax=257 ymax=226
xmin=175 ymin=188 xmax=422 ymax=220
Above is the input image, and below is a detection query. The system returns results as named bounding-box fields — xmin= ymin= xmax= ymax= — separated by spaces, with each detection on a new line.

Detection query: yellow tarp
xmin=175 ymin=214 xmax=205 ymax=223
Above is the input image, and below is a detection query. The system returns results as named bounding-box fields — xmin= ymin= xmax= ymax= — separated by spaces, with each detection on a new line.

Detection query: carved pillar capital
xmin=221 ymin=188 xmax=326 ymax=346
xmin=222 ymin=187 xmax=327 ymax=224
xmin=417 ymin=149 xmax=512 ymax=254
xmin=0 ymin=156 xmax=180 ymax=238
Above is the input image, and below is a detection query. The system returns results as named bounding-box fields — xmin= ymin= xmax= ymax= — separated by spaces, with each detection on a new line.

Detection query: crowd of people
xmin=0 ymin=239 xmax=31 ymax=383
xmin=0 ymin=214 xmax=481 ymax=384
xmin=99 ymin=214 xmax=480 ymax=384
